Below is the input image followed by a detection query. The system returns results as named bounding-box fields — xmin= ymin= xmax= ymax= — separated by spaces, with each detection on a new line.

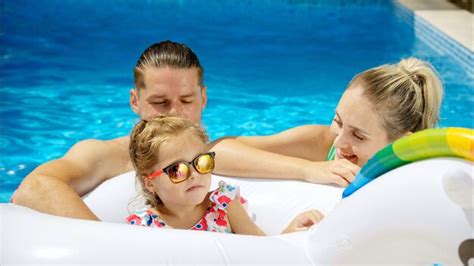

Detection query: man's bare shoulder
xmin=108 ymin=135 xmax=130 ymax=146
xmin=69 ymin=136 xmax=129 ymax=154
xmin=62 ymin=135 xmax=133 ymax=179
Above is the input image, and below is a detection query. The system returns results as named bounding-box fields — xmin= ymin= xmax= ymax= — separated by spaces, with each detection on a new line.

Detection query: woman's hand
xmin=303 ymin=159 xmax=360 ymax=187
xmin=282 ymin=209 xmax=324 ymax=234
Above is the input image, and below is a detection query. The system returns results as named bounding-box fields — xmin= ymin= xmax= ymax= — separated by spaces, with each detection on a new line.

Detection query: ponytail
xmin=347 ymin=57 xmax=443 ymax=141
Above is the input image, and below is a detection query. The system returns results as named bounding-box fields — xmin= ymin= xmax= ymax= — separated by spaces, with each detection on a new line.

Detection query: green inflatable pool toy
xmin=343 ymin=127 xmax=474 ymax=198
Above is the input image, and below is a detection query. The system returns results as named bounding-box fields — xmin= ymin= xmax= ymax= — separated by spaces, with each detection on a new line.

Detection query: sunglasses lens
xmin=195 ymin=154 xmax=215 ymax=174
xmin=167 ymin=163 xmax=190 ymax=182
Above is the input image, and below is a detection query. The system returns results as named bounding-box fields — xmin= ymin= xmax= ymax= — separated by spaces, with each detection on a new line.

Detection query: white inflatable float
xmin=2 ymin=128 xmax=473 ymax=265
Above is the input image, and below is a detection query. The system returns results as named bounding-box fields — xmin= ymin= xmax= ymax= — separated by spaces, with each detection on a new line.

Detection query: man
xmin=13 ymin=41 xmax=355 ymax=220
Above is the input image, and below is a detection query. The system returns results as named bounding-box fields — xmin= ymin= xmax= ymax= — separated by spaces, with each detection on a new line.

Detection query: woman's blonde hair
xmin=129 ymin=115 xmax=208 ymax=207
xmin=348 ymin=57 xmax=443 ymax=141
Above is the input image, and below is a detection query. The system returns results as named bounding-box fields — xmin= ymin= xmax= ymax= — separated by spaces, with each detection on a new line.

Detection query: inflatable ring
xmin=343 ymin=127 xmax=474 ymax=198
xmin=2 ymin=128 xmax=472 ymax=264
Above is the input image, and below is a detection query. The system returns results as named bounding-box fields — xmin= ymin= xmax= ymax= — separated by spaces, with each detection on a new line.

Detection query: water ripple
xmin=1 ymin=0 xmax=472 ymax=202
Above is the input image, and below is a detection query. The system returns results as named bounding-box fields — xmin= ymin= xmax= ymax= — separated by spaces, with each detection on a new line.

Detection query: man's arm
xmin=12 ymin=137 xmax=132 ymax=220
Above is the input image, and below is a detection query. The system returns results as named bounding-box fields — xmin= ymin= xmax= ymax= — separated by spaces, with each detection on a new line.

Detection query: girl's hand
xmin=303 ymin=159 xmax=360 ymax=187
xmin=281 ymin=209 xmax=324 ymax=234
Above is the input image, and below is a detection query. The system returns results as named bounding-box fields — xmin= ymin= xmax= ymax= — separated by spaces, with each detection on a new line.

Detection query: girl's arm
xmin=281 ymin=209 xmax=325 ymax=234
xmin=226 ymin=200 xmax=265 ymax=236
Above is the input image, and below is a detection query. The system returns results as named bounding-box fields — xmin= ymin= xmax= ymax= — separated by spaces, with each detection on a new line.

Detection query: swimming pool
xmin=1 ymin=0 xmax=472 ymax=202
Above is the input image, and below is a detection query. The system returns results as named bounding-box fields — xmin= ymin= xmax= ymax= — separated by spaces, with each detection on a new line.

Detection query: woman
xmin=212 ymin=57 xmax=443 ymax=187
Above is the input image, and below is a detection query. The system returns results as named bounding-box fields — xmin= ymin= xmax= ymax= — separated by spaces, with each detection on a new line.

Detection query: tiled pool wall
xmin=394 ymin=1 xmax=474 ymax=77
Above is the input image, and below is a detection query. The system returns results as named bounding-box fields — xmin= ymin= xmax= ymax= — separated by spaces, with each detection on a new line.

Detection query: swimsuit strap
xmin=326 ymin=145 xmax=336 ymax=161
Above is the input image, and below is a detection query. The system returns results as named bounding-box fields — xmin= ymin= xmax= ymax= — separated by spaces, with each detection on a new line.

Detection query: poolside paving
xmin=398 ymin=0 xmax=473 ymax=52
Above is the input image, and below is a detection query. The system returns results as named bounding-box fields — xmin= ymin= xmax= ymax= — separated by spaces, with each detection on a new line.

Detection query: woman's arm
xmin=210 ymin=125 xmax=333 ymax=179
xmin=234 ymin=125 xmax=334 ymax=161
xmin=210 ymin=125 xmax=359 ymax=186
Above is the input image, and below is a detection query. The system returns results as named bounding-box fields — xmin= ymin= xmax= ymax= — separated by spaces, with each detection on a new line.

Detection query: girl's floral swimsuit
xmin=126 ymin=181 xmax=247 ymax=233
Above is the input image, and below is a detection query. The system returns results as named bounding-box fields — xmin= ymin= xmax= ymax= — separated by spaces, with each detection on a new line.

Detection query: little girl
xmin=126 ymin=116 xmax=323 ymax=235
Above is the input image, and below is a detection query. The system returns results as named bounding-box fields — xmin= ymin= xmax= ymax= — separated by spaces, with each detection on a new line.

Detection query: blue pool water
xmin=1 ymin=0 xmax=473 ymax=202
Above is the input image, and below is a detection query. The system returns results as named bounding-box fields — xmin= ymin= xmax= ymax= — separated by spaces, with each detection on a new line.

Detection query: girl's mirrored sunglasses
xmin=145 ymin=152 xmax=216 ymax=183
